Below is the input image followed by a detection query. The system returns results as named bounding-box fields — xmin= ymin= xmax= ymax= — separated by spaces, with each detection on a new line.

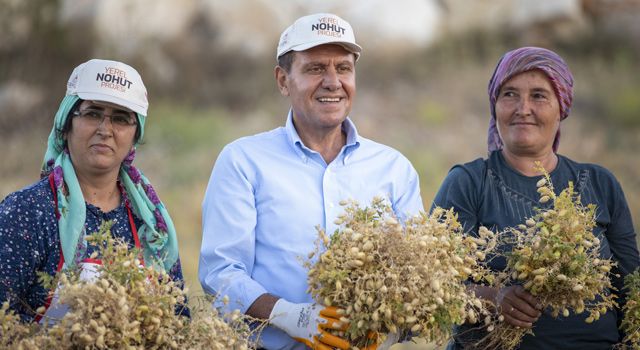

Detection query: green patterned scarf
xmin=41 ymin=95 xmax=179 ymax=271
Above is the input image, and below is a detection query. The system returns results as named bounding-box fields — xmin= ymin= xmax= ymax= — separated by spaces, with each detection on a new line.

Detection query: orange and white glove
xmin=269 ymin=299 xmax=349 ymax=350
xmin=377 ymin=332 xmax=400 ymax=350
xmin=361 ymin=331 xmax=400 ymax=350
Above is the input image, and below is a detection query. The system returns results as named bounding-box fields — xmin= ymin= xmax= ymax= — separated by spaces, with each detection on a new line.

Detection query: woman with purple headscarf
xmin=432 ymin=47 xmax=639 ymax=349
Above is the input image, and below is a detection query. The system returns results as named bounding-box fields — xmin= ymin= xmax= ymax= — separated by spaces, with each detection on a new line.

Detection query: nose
xmin=516 ymin=97 xmax=533 ymax=116
xmin=98 ymin=115 xmax=116 ymax=127
xmin=96 ymin=114 xmax=115 ymax=136
xmin=322 ymin=67 xmax=342 ymax=91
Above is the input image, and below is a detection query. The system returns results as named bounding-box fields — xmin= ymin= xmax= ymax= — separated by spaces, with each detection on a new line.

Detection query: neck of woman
xmin=76 ymin=170 xmax=122 ymax=212
xmin=500 ymin=148 xmax=558 ymax=177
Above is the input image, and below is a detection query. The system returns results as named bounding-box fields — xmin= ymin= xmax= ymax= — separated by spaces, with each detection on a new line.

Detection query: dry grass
xmin=304 ymin=198 xmax=496 ymax=347
xmin=1 ymin=31 xmax=638 ymax=349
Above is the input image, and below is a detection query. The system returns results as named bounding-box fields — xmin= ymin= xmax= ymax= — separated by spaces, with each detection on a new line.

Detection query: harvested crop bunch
xmin=1 ymin=301 xmax=36 ymax=349
xmin=479 ymin=163 xmax=617 ymax=350
xmin=620 ymin=269 xmax=640 ymax=349
xmin=305 ymin=197 xmax=497 ymax=348
xmin=5 ymin=221 xmax=260 ymax=350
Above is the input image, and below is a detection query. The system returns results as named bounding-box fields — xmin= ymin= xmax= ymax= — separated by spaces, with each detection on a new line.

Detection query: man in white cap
xmin=199 ymin=13 xmax=423 ymax=349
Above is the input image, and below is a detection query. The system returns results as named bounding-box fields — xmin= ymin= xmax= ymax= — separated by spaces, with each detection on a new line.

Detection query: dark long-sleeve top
xmin=0 ymin=177 xmax=186 ymax=321
xmin=433 ymin=150 xmax=639 ymax=350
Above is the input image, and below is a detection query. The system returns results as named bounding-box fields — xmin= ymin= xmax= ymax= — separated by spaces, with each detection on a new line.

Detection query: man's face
xmin=276 ymin=44 xmax=356 ymax=136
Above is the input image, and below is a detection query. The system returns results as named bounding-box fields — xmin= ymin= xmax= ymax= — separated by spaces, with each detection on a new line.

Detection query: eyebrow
xmin=530 ymin=87 xmax=552 ymax=93
xmin=84 ymin=104 xmax=132 ymax=115
xmin=303 ymin=62 xmax=326 ymax=67
xmin=500 ymin=85 xmax=552 ymax=93
xmin=302 ymin=59 xmax=354 ymax=67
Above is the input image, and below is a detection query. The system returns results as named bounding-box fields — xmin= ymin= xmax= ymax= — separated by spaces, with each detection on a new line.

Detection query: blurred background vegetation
xmin=1 ymin=1 xmax=639 ymax=348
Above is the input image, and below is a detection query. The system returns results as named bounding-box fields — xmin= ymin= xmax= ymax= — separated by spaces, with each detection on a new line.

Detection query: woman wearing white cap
xmin=0 ymin=59 xmax=185 ymax=322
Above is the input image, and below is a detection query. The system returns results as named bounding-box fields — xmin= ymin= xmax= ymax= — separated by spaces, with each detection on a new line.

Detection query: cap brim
xmin=76 ymin=92 xmax=147 ymax=116
xmin=280 ymin=40 xmax=362 ymax=60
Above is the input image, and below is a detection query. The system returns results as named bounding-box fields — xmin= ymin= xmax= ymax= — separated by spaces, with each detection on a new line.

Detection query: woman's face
xmin=65 ymin=100 xmax=137 ymax=178
xmin=495 ymin=70 xmax=561 ymax=156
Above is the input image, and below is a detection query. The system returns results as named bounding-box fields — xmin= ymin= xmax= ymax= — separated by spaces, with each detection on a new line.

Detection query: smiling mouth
xmin=317 ymin=97 xmax=342 ymax=103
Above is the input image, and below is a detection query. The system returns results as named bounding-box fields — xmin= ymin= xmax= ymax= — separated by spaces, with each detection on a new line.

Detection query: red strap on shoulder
xmin=47 ymin=172 xmax=65 ymax=269
xmin=125 ymin=204 xmax=144 ymax=267
xmin=48 ymin=173 xmax=60 ymax=220
xmin=127 ymin=205 xmax=141 ymax=249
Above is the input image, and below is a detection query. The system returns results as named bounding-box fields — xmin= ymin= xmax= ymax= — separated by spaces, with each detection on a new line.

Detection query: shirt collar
xmin=285 ymin=109 xmax=361 ymax=165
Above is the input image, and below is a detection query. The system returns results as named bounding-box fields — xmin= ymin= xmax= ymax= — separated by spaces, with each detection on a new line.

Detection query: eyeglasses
xmin=73 ymin=108 xmax=137 ymax=128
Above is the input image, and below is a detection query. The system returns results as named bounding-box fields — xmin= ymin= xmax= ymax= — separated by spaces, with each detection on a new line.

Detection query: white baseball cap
xmin=277 ymin=13 xmax=362 ymax=60
xmin=66 ymin=59 xmax=148 ymax=116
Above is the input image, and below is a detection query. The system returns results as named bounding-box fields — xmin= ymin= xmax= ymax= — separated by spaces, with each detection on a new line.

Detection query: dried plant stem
xmin=305 ymin=197 xmax=497 ymax=348
xmin=3 ymin=221 xmax=263 ymax=350
xmin=476 ymin=162 xmax=618 ymax=349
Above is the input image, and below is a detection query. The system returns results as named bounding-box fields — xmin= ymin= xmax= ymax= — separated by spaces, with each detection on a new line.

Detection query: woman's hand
xmin=496 ymin=285 xmax=542 ymax=328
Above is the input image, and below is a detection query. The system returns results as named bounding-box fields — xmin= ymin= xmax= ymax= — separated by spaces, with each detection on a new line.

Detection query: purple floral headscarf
xmin=487 ymin=46 xmax=574 ymax=152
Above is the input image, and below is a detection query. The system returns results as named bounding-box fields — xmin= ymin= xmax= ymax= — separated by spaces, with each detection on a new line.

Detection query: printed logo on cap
xmin=280 ymin=32 xmax=290 ymax=48
xmin=95 ymin=66 xmax=136 ymax=94
xmin=67 ymin=75 xmax=78 ymax=91
xmin=66 ymin=59 xmax=148 ymax=116
xmin=310 ymin=16 xmax=347 ymax=38
xmin=276 ymin=13 xmax=361 ymax=60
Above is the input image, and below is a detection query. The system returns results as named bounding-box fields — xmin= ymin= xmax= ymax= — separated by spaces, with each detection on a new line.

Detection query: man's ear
xmin=274 ymin=66 xmax=289 ymax=97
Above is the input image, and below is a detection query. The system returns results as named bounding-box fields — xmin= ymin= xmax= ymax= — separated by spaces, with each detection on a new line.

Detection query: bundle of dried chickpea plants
xmin=476 ymin=162 xmax=618 ymax=350
xmin=1 ymin=221 xmax=263 ymax=350
xmin=304 ymin=196 xmax=498 ymax=349
xmin=617 ymin=269 xmax=640 ymax=349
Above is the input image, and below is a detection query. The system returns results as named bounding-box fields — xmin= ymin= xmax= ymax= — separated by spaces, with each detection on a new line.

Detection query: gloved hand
xmin=362 ymin=331 xmax=399 ymax=350
xmin=269 ymin=299 xmax=349 ymax=349
xmin=377 ymin=332 xmax=399 ymax=350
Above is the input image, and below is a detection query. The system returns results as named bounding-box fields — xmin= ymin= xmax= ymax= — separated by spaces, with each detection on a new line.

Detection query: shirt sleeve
xmin=392 ymin=160 xmax=424 ymax=221
xmin=603 ymin=174 xmax=639 ymax=290
xmin=0 ymin=192 xmax=49 ymax=320
xmin=198 ymin=145 xmax=268 ymax=313
xmin=431 ymin=164 xmax=483 ymax=235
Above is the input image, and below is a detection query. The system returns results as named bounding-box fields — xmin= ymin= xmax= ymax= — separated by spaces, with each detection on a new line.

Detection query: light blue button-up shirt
xmin=199 ymin=111 xmax=423 ymax=350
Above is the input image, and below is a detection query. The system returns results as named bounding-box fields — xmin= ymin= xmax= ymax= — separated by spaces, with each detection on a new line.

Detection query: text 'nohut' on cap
xmin=276 ymin=13 xmax=362 ymax=60
xmin=66 ymin=59 xmax=148 ymax=116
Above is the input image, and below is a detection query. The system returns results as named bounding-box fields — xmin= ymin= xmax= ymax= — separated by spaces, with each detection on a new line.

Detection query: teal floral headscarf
xmin=41 ymin=95 xmax=179 ymax=271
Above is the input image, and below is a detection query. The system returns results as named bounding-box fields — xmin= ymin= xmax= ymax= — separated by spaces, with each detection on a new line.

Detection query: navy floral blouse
xmin=0 ymin=177 xmax=186 ymax=321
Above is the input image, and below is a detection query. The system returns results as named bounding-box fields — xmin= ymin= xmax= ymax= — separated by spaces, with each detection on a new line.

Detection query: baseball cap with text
xmin=277 ymin=13 xmax=362 ymax=60
xmin=66 ymin=59 xmax=148 ymax=116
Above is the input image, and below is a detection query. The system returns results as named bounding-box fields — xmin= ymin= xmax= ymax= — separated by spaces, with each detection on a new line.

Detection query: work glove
xmin=269 ymin=299 xmax=349 ymax=349
xmin=377 ymin=332 xmax=400 ymax=350
xmin=362 ymin=331 xmax=400 ymax=350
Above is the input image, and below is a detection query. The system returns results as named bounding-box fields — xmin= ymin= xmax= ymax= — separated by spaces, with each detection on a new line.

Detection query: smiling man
xmin=199 ymin=13 xmax=423 ymax=350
